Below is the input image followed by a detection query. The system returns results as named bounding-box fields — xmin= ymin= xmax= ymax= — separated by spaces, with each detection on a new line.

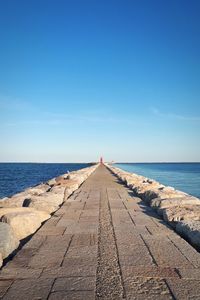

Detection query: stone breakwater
xmin=0 ymin=164 xmax=99 ymax=267
xmin=106 ymin=164 xmax=200 ymax=250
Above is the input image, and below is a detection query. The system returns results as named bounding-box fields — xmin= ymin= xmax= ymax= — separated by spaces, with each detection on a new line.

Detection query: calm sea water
xmin=115 ymin=163 xmax=200 ymax=199
xmin=0 ymin=163 xmax=91 ymax=199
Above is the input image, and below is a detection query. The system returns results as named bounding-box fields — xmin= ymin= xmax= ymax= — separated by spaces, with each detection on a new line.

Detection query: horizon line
xmin=0 ymin=161 xmax=200 ymax=164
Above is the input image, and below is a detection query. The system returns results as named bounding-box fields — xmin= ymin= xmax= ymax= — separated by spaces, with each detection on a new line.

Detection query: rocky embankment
xmin=0 ymin=164 xmax=98 ymax=267
xmin=106 ymin=164 xmax=200 ymax=250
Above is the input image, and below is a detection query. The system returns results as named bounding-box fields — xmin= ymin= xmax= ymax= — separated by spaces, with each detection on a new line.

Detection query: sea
xmin=115 ymin=163 xmax=200 ymax=199
xmin=0 ymin=163 xmax=92 ymax=199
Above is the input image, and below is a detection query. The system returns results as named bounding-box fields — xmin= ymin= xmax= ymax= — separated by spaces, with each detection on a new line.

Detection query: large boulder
xmin=0 ymin=207 xmax=47 ymax=217
xmin=64 ymin=188 xmax=74 ymax=201
xmin=0 ymin=184 xmax=50 ymax=208
xmin=136 ymin=187 xmax=187 ymax=204
xmin=50 ymin=186 xmax=66 ymax=195
xmin=162 ymin=206 xmax=200 ymax=223
xmin=25 ymin=184 xmax=50 ymax=194
xmin=25 ymin=193 xmax=64 ymax=214
xmin=0 ymin=222 xmax=19 ymax=259
xmin=150 ymin=197 xmax=163 ymax=208
xmin=176 ymin=221 xmax=200 ymax=249
xmin=0 ymin=192 xmax=31 ymax=208
xmin=1 ymin=209 xmax=50 ymax=240
xmin=55 ymin=178 xmax=79 ymax=190
xmin=136 ymin=188 xmax=160 ymax=203
xmin=154 ymin=196 xmax=200 ymax=210
xmin=47 ymin=178 xmax=57 ymax=186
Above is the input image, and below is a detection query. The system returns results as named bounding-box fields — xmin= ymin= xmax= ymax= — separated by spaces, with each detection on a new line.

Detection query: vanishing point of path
xmin=1 ymin=165 xmax=200 ymax=299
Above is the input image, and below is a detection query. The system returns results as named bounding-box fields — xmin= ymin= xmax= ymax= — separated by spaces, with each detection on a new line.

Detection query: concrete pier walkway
xmin=1 ymin=165 xmax=200 ymax=299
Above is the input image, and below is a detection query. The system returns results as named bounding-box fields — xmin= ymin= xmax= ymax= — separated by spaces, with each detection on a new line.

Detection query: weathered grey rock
xmin=163 ymin=206 xmax=200 ymax=223
xmin=176 ymin=221 xmax=200 ymax=249
xmin=0 ymin=222 xmax=19 ymax=259
xmin=1 ymin=209 xmax=50 ymax=240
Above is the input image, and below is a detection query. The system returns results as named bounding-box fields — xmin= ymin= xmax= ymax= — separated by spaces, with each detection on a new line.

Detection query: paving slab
xmin=28 ymin=249 xmax=66 ymax=268
xmin=66 ymin=245 xmax=98 ymax=259
xmin=2 ymin=278 xmax=54 ymax=300
xmin=41 ymin=265 xmax=97 ymax=278
xmin=0 ymin=280 xmax=13 ymax=298
xmin=38 ymin=234 xmax=72 ymax=252
xmin=168 ymin=234 xmax=200 ymax=268
xmin=5 ymin=248 xmax=37 ymax=268
xmin=177 ymin=268 xmax=200 ymax=279
xmin=124 ymin=277 xmax=173 ymax=298
xmin=52 ymin=276 xmax=96 ymax=291
xmin=166 ymin=278 xmax=200 ymax=300
xmin=37 ymin=226 xmax=66 ymax=235
xmin=141 ymin=236 xmax=193 ymax=268
xmin=70 ymin=233 xmax=98 ymax=247
xmin=122 ymin=266 xmax=179 ymax=279
xmin=0 ymin=267 xmax=43 ymax=279
xmin=48 ymin=290 xmax=95 ymax=300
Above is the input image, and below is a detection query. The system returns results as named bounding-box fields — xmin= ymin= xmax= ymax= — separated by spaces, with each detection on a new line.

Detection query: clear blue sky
xmin=0 ymin=0 xmax=200 ymax=162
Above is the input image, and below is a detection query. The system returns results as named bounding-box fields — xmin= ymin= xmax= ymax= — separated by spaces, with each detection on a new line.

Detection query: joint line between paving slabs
xmin=47 ymin=278 xmax=57 ymax=300
xmin=78 ymin=201 xmax=86 ymax=222
xmin=116 ymin=189 xmax=138 ymax=226
xmin=121 ymin=199 xmax=136 ymax=226
xmin=164 ymin=279 xmax=177 ymax=300
xmin=145 ymin=225 xmax=153 ymax=235
xmin=150 ymin=218 xmax=160 ymax=227
xmin=60 ymin=234 xmax=74 ymax=267
xmin=140 ymin=234 xmax=158 ymax=266
xmin=167 ymin=236 xmax=195 ymax=268
xmin=1 ymin=280 xmax=15 ymax=298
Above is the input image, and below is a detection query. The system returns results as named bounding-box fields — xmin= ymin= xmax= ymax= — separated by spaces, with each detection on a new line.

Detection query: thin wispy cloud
xmin=32 ymin=110 xmax=138 ymax=125
xmin=0 ymin=95 xmax=34 ymax=111
xmin=3 ymin=120 xmax=63 ymax=127
xmin=151 ymin=107 xmax=200 ymax=122
xmin=2 ymin=114 xmax=136 ymax=128
xmin=0 ymin=96 xmax=136 ymax=127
